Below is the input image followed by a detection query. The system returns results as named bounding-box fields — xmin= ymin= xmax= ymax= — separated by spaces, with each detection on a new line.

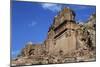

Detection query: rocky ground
xmin=11 ymin=48 xmax=95 ymax=66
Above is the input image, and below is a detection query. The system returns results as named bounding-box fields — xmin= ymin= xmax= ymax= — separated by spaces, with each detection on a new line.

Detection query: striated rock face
xmin=11 ymin=8 xmax=96 ymax=66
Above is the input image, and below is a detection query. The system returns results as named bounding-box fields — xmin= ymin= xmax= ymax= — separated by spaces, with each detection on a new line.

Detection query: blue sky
xmin=11 ymin=1 xmax=96 ymax=58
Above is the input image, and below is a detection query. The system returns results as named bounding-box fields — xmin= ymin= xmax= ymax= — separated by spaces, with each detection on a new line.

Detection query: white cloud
xmin=41 ymin=3 xmax=62 ymax=12
xmin=11 ymin=50 xmax=20 ymax=58
xmin=12 ymin=50 xmax=19 ymax=55
xmin=28 ymin=21 xmax=37 ymax=27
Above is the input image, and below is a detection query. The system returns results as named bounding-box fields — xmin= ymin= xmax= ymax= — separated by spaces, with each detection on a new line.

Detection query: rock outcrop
xmin=11 ymin=8 xmax=96 ymax=66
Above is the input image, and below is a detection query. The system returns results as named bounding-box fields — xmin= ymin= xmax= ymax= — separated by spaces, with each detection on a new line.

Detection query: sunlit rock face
xmin=11 ymin=7 xmax=96 ymax=66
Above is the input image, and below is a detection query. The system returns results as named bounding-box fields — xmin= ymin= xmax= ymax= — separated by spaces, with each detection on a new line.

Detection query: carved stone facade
xmin=45 ymin=8 xmax=80 ymax=55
